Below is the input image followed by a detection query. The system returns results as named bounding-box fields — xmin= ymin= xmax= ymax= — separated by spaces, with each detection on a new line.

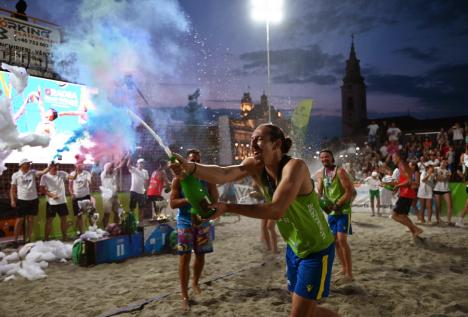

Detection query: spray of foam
xmin=50 ymin=0 xmax=190 ymax=163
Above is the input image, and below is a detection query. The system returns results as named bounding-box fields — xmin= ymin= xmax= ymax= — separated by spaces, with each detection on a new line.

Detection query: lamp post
xmin=250 ymin=0 xmax=283 ymax=123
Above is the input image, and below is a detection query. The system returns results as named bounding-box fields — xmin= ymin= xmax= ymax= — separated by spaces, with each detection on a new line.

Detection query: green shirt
xmin=321 ymin=167 xmax=352 ymax=215
xmin=263 ymin=188 xmax=334 ymax=258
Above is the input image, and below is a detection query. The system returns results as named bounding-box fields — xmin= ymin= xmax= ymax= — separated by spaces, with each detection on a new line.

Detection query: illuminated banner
xmin=0 ymin=15 xmax=61 ymax=70
xmin=0 ymin=70 xmax=95 ymax=163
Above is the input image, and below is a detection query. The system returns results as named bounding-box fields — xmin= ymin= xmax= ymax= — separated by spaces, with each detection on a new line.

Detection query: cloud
xmin=286 ymin=0 xmax=468 ymax=37
xmin=236 ymin=45 xmax=344 ymax=85
xmin=367 ymin=63 xmax=468 ymax=114
xmin=395 ymin=0 xmax=468 ymax=35
xmin=393 ymin=47 xmax=439 ymax=63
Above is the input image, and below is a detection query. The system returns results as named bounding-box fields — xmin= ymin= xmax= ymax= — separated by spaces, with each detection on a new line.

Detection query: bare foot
xmin=412 ymin=227 xmax=423 ymax=237
xmin=336 ymin=275 xmax=354 ymax=285
xmin=333 ymin=270 xmax=345 ymax=277
xmin=182 ymin=298 xmax=190 ymax=312
xmin=192 ymin=284 xmax=202 ymax=296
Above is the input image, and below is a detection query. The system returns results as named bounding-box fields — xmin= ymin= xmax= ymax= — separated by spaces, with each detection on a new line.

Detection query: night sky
xmin=2 ymin=0 xmax=468 ymax=119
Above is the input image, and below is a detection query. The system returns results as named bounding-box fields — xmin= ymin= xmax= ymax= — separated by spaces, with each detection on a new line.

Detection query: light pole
xmin=251 ymin=0 xmax=283 ymax=123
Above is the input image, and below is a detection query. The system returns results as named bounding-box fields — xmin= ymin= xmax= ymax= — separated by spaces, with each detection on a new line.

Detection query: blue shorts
xmin=328 ymin=214 xmax=352 ymax=235
xmin=286 ymin=243 xmax=335 ymax=300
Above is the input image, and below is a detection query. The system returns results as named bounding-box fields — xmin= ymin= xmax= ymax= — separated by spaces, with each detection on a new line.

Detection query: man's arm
xmin=35 ymin=165 xmax=50 ymax=178
xmin=116 ymin=156 xmax=127 ymax=170
xmin=68 ymin=179 xmax=74 ymax=197
xmin=315 ymin=169 xmax=324 ymax=196
xmin=169 ymin=178 xmax=189 ymax=209
xmin=171 ymin=154 xmax=255 ymax=185
xmin=214 ymin=160 xmax=309 ymax=220
xmin=126 ymin=157 xmax=132 ymax=170
xmin=336 ymin=168 xmax=354 ymax=207
xmin=10 ymin=184 xmax=17 ymax=208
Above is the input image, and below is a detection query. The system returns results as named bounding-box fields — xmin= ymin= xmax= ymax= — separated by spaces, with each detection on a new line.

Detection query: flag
xmin=291 ymin=99 xmax=313 ymax=129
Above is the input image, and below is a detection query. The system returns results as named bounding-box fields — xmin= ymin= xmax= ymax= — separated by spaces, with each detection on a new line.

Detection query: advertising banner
xmin=0 ymin=15 xmax=61 ymax=69
xmin=0 ymin=70 xmax=96 ymax=163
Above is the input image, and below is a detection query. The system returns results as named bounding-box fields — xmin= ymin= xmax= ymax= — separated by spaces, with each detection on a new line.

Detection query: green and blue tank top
xmin=321 ymin=167 xmax=352 ymax=215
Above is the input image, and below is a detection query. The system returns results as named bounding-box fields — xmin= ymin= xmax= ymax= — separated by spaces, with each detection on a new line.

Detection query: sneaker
xmin=455 ymin=222 xmax=465 ymax=228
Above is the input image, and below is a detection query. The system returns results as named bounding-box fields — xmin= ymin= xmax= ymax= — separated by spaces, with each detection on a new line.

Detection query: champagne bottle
xmin=179 ymin=174 xmax=216 ymax=219
xmin=171 ymin=156 xmax=216 ymax=219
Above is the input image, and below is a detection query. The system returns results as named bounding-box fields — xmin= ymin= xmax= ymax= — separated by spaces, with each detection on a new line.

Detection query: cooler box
xmin=81 ymin=232 xmax=143 ymax=266
xmin=140 ymin=222 xmax=175 ymax=255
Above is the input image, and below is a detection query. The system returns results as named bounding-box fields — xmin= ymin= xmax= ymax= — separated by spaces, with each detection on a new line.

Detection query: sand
xmin=1 ymin=211 xmax=468 ymax=317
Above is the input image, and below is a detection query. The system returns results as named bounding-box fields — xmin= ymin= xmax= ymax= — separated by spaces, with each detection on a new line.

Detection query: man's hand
xmin=11 ymin=200 xmax=16 ymax=208
xmin=208 ymin=202 xmax=227 ymax=220
xmin=169 ymin=153 xmax=192 ymax=177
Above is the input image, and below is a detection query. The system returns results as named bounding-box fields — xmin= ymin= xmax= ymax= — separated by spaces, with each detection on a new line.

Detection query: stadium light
xmin=250 ymin=0 xmax=283 ymax=123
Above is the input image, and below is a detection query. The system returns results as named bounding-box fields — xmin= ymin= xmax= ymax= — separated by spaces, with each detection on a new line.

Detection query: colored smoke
xmin=51 ymin=0 xmax=190 ymax=162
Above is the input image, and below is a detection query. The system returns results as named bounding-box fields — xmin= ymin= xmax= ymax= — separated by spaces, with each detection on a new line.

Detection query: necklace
xmin=324 ymin=166 xmax=336 ymax=187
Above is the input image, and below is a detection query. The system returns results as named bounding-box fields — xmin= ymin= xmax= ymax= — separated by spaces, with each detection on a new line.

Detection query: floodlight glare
xmin=250 ymin=0 xmax=283 ymax=23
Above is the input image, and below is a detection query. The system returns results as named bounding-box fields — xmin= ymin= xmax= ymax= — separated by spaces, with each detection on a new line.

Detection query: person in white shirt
xmin=39 ymin=161 xmax=70 ymax=241
xmin=417 ymin=164 xmax=436 ymax=224
xmin=451 ymin=123 xmax=464 ymax=146
xmin=387 ymin=122 xmax=401 ymax=143
xmin=379 ymin=141 xmax=389 ymax=159
xmin=127 ymin=158 xmax=149 ymax=221
xmin=367 ymin=121 xmax=379 ymax=147
xmin=100 ymin=158 xmax=126 ymax=228
xmin=433 ymin=159 xmax=453 ymax=225
xmin=364 ymin=171 xmax=382 ymax=216
xmin=69 ymin=162 xmax=92 ymax=234
xmin=10 ymin=158 xmax=50 ymax=245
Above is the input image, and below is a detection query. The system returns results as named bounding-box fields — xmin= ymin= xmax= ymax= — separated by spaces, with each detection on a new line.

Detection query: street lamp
xmin=250 ymin=0 xmax=283 ymax=123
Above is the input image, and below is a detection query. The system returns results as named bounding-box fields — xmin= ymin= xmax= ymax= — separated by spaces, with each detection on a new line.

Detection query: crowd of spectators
xmin=340 ymin=121 xmax=468 ymax=183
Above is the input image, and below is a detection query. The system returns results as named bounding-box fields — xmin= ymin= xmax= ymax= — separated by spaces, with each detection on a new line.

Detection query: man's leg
xmin=177 ymin=226 xmax=195 ymax=312
xmin=336 ymin=233 xmax=352 ymax=281
xmin=60 ymin=216 xmax=68 ymax=240
xmin=261 ymin=219 xmax=271 ymax=251
xmin=376 ymin=196 xmax=381 ymax=215
xmin=334 ymin=237 xmax=345 ymax=276
xmin=267 ymin=220 xmax=279 ymax=254
xmin=14 ymin=217 xmax=24 ymax=244
xmin=370 ymin=194 xmax=375 ymax=216
xmin=44 ymin=217 xmax=53 ymax=241
xmin=290 ymin=294 xmax=340 ymax=317
xmin=26 ymin=215 xmax=34 ymax=242
xmin=192 ymin=253 xmax=205 ymax=294
xmin=392 ymin=212 xmax=422 ymax=236
xmin=179 ymin=252 xmax=192 ymax=311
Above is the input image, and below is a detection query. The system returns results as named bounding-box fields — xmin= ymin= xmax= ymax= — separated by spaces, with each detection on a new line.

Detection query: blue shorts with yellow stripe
xmin=286 ymin=243 xmax=335 ymax=300
xmin=328 ymin=213 xmax=352 ymax=235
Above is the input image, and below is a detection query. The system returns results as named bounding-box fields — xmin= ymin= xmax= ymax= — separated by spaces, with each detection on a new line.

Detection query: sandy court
xmin=1 ymin=211 xmax=468 ymax=317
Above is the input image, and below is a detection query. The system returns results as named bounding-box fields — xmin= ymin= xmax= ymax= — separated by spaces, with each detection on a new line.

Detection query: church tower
xmin=341 ymin=36 xmax=367 ymax=137
xmin=240 ymin=92 xmax=253 ymax=117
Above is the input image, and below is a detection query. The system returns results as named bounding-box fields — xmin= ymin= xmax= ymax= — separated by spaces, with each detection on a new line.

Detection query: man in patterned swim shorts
xmin=169 ymin=149 xmax=218 ymax=312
